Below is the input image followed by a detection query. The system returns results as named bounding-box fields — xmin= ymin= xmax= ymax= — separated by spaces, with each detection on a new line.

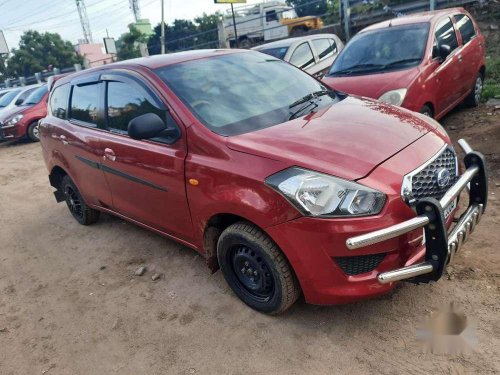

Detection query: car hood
xmin=226 ymin=96 xmax=436 ymax=180
xmin=0 ymin=106 xmax=25 ymax=122
xmin=322 ymin=67 xmax=420 ymax=99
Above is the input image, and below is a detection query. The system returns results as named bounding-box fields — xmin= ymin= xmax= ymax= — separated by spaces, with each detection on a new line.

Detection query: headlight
xmin=378 ymin=89 xmax=407 ymax=106
xmin=266 ymin=167 xmax=386 ymax=217
xmin=5 ymin=114 xmax=24 ymax=126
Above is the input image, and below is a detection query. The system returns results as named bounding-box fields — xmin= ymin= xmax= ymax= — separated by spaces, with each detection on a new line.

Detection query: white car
xmin=252 ymin=33 xmax=344 ymax=78
xmin=0 ymin=85 xmax=41 ymax=117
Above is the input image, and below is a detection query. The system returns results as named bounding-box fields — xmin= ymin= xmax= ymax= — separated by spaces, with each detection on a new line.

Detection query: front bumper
xmin=267 ymin=139 xmax=487 ymax=305
xmin=346 ymin=139 xmax=487 ymax=284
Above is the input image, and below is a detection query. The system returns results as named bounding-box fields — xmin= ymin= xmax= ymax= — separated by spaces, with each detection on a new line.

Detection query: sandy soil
xmin=0 ymin=102 xmax=498 ymax=374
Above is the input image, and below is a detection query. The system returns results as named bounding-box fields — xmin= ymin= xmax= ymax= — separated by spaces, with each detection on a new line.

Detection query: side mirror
xmin=128 ymin=113 xmax=167 ymax=140
xmin=15 ymin=98 xmax=24 ymax=105
xmin=438 ymin=44 xmax=451 ymax=61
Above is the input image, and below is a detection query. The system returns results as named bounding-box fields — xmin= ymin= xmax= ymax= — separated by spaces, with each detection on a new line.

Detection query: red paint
xmin=40 ymin=49 xmax=455 ymax=305
xmin=0 ymin=92 xmax=48 ymax=140
xmin=322 ymin=8 xmax=485 ymax=120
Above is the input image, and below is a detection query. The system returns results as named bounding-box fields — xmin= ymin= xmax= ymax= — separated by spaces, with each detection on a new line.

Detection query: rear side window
xmin=70 ymin=83 xmax=102 ymax=125
xmin=312 ymin=38 xmax=337 ymax=60
xmin=454 ymin=14 xmax=476 ymax=44
xmin=434 ymin=17 xmax=458 ymax=52
xmin=289 ymin=42 xmax=315 ymax=69
xmin=49 ymin=84 xmax=71 ymax=119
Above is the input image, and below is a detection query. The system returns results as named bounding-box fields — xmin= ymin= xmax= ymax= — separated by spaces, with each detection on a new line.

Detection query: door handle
xmin=458 ymin=54 xmax=463 ymax=62
xmin=104 ymin=148 xmax=116 ymax=161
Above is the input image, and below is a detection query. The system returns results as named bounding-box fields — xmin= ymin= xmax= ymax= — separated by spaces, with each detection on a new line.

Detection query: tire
xmin=27 ymin=121 xmax=40 ymax=142
xmin=465 ymin=73 xmax=483 ymax=107
xmin=217 ymin=222 xmax=301 ymax=314
xmin=238 ymin=38 xmax=251 ymax=49
xmin=420 ymin=104 xmax=433 ymax=118
xmin=61 ymin=175 xmax=100 ymax=225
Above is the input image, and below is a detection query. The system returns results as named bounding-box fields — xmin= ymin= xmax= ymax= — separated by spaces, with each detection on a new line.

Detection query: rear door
xmin=48 ymin=78 xmax=112 ymax=208
xmin=98 ymin=72 xmax=193 ymax=241
xmin=453 ymin=13 xmax=481 ymax=95
xmin=310 ymin=37 xmax=339 ymax=77
xmin=288 ymin=42 xmax=317 ymax=74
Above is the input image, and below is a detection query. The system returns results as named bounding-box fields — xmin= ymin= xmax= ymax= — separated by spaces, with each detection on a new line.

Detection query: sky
xmin=0 ymin=0 xmax=261 ymax=52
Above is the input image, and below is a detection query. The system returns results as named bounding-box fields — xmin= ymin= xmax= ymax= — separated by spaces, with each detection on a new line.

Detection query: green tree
xmin=6 ymin=31 xmax=82 ymax=77
xmin=148 ymin=12 xmax=220 ymax=54
xmin=286 ymin=0 xmax=328 ymax=17
xmin=116 ymin=25 xmax=149 ymax=61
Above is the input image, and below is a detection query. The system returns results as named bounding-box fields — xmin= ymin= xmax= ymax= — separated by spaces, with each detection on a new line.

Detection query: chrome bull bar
xmin=346 ymin=139 xmax=488 ymax=284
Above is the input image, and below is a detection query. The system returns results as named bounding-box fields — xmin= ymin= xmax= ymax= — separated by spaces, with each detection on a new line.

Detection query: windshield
xmin=329 ymin=23 xmax=430 ymax=76
xmin=282 ymin=9 xmax=297 ymax=19
xmin=24 ymin=85 xmax=48 ymax=105
xmin=259 ymin=47 xmax=289 ymax=60
xmin=0 ymin=89 xmax=21 ymax=108
xmin=155 ymin=52 xmax=339 ymax=136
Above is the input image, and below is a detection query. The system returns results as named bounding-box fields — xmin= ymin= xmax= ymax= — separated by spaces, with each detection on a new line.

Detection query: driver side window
xmin=433 ymin=17 xmax=458 ymax=58
xmin=105 ymin=81 xmax=177 ymax=144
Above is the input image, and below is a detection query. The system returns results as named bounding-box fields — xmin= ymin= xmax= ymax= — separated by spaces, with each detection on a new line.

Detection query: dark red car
xmin=40 ymin=50 xmax=487 ymax=314
xmin=322 ymin=8 xmax=485 ymax=119
xmin=0 ymin=85 xmax=48 ymax=142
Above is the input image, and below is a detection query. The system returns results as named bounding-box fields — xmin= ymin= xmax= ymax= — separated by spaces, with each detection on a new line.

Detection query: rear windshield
xmin=24 ymin=85 xmax=48 ymax=105
xmin=258 ymin=47 xmax=289 ymax=60
xmin=328 ymin=23 xmax=430 ymax=76
xmin=0 ymin=89 xmax=21 ymax=107
xmin=155 ymin=52 xmax=338 ymax=136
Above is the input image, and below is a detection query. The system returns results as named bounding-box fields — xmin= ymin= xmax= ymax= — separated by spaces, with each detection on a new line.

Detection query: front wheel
xmin=27 ymin=121 xmax=40 ymax=142
xmin=217 ymin=222 xmax=301 ymax=314
xmin=61 ymin=175 xmax=100 ymax=225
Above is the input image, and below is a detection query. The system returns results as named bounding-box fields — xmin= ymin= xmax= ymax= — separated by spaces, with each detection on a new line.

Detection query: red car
xmin=0 ymin=85 xmax=48 ymax=142
xmin=40 ymin=50 xmax=487 ymax=314
xmin=322 ymin=8 xmax=485 ymax=119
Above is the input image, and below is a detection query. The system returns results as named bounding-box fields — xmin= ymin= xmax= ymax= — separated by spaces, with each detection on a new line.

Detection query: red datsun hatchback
xmin=322 ymin=8 xmax=485 ymax=119
xmin=0 ymin=84 xmax=48 ymax=142
xmin=40 ymin=50 xmax=487 ymax=314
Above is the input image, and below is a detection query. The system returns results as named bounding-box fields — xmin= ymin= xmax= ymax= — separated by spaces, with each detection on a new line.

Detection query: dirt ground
xmin=0 ymin=101 xmax=498 ymax=374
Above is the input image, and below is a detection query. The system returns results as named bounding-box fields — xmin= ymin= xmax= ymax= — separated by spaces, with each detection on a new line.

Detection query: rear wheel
xmin=27 ymin=121 xmax=40 ymax=142
xmin=61 ymin=175 xmax=100 ymax=225
xmin=217 ymin=222 xmax=300 ymax=314
xmin=465 ymin=73 xmax=483 ymax=107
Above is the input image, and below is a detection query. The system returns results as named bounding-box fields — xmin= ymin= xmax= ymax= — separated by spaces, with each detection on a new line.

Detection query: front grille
xmin=334 ymin=253 xmax=385 ymax=276
xmin=411 ymin=148 xmax=458 ymax=201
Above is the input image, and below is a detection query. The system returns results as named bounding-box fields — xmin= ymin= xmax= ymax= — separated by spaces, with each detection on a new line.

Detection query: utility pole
xmin=230 ymin=3 xmax=238 ymax=48
xmin=75 ymin=0 xmax=93 ymax=44
xmin=129 ymin=0 xmax=142 ymax=22
xmin=160 ymin=0 xmax=166 ymax=54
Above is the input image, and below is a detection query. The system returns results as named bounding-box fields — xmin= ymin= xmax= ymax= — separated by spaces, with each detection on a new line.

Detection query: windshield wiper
xmin=329 ymin=63 xmax=387 ymax=76
xmin=289 ymin=90 xmax=332 ymax=109
xmin=381 ymin=58 xmax=421 ymax=68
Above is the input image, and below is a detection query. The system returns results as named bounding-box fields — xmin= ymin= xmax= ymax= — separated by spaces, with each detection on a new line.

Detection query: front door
xmin=431 ymin=17 xmax=463 ymax=116
xmin=98 ymin=74 xmax=193 ymax=242
xmin=263 ymin=9 xmax=288 ymax=41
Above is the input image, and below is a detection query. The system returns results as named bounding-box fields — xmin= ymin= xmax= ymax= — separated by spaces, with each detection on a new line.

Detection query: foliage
xmin=148 ymin=12 xmax=220 ymax=54
xmin=286 ymin=0 xmax=328 ymax=17
xmin=483 ymin=57 xmax=500 ymax=101
xmin=116 ymin=25 xmax=149 ymax=61
xmin=4 ymin=31 xmax=82 ymax=78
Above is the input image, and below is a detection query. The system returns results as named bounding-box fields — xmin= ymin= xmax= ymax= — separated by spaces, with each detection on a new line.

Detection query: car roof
xmin=361 ymin=7 xmax=466 ymax=32
xmin=252 ymin=34 xmax=339 ymax=50
xmin=54 ymin=49 xmax=262 ymax=87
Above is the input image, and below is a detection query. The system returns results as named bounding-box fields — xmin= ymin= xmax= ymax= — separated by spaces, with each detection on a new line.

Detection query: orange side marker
xmin=189 ymin=178 xmax=199 ymax=186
